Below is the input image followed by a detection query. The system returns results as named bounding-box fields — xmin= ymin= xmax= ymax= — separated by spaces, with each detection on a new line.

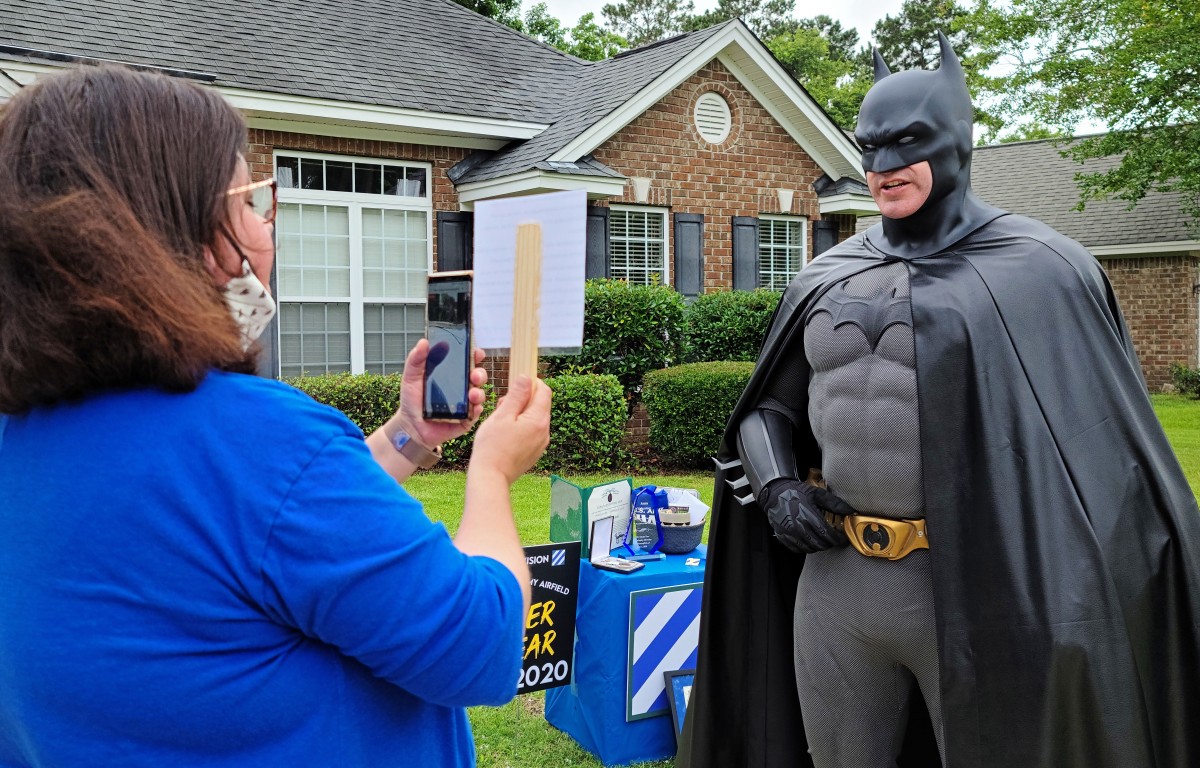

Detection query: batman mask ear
xmin=936 ymin=31 xmax=965 ymax=82
xmin=872 ymin=48 xmax=891 ymax=82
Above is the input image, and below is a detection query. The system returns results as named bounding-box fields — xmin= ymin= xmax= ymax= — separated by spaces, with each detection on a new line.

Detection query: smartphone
xmin=423 ymin=271 xmax=473 ymax=421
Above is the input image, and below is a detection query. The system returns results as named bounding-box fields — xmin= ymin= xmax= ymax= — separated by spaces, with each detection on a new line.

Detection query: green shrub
xmin=286 ymin=372 xmax=403 ymax=436
xmin=683 ymin=289 xmax=780 ymax=363
xmin=544 ymin=279 xmax=686 ymax=406
xmin=538 ymin=373 xmax=630 ymax=473
xmin=286 ymin=368 xmax=636 ymax=473
xmin=642 ymin=361 xmax=756 ymax=467
xmin=286 ymin=372 xmax=493 ymax=469
xmin=1170 ymin=363 xmax=1200 ymax=398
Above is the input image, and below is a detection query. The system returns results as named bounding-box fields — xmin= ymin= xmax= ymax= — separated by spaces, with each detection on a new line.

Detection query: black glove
xmin=758 ymin=479 xmax=855 ymax=554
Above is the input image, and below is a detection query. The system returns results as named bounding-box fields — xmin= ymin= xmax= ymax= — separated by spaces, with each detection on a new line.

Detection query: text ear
xmin=872 ymin=48 xmax=891 ymax=82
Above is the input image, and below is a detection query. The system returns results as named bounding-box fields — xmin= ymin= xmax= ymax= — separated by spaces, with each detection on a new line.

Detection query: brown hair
xmin=0 ymin=65 xmax=258 ymax=414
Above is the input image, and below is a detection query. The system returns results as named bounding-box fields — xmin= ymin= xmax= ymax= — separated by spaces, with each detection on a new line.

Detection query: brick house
xmin=0 ymin=0 xmax=876 ymax=390
xmin=970 ymin=139 xmax=1200 ymax=389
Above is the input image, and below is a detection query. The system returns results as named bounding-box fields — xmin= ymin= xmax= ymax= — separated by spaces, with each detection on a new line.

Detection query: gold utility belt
xmin=827 ymin=512 xmax=929 ymax=560
xmin=807 ymin=473 xmax=927 ymax=560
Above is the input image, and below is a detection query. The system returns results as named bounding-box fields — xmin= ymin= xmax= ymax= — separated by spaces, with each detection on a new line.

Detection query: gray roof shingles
xmin=971 ymin=138 xmax=1195 ymax=247
xmin=0 ymin=1 xmax=740 ymax=185
xmin=1 ymin=0 xmax=584 ymax=120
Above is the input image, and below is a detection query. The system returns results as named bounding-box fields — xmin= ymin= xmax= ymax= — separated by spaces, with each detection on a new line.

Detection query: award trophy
xmin=630 ymin=485 xmax=668 ymax=555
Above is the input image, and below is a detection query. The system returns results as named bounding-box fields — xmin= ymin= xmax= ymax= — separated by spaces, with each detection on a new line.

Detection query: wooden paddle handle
xmin=509 ymin=222 xmax=542 ymax=382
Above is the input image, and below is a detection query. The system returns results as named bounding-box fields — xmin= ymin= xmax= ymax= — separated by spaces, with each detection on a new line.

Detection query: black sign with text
xmin=517 ymin=541 xmax=581 ymax=694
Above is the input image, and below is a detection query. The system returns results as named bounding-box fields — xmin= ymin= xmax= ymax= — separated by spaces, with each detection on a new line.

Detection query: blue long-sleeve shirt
xmin=0 ymin=371 xmax=523 ymax=766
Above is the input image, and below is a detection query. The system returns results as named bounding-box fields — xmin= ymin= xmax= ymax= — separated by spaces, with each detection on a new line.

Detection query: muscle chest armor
xmin=805 ymin=261 xmax=924 ymax=517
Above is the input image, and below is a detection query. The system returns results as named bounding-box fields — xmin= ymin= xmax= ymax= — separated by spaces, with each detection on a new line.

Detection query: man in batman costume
xmin=678 ymin=33 xmax=1200 ymax=768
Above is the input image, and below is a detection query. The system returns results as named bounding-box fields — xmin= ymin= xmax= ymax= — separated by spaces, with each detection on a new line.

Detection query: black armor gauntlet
xmin=737 ymin=408 xmax=854 ymax=553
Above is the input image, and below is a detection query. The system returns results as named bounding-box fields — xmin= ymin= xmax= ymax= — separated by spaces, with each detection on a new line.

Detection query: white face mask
xmin=223 ymin=259 xmax=276 ymax=350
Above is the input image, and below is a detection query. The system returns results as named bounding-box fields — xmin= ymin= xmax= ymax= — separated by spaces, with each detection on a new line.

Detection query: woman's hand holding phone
xmin=364 ymin=339 xmax=488 ymax=480
xmin=396 ymin=339 xmax=488 ymax=448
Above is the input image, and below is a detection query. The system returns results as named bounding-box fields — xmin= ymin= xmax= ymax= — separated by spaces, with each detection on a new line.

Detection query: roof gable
xmin=455 ymin=20 xmax=865 ymax=187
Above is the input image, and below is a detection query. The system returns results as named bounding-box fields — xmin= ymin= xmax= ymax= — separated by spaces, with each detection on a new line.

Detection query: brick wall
xmin=828 ymin=213 xmax=857 ymax=243
xmin=624 ymin=402 xmax=650 ymax=449
xmin=590 ymin=60 xmax=832 ymax=281
xmin=1101 ymin=255 xmax=1200 ymax=389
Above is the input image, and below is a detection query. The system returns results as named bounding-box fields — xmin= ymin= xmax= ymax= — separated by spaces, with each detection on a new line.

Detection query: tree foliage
xmin=523 ymin=2 xmax=569 ymax=47
xmin=602 ymin=0 xmax=695 ymax=48
xmin=452 ymin=0 xmax=523 ymax=29
xmin=566 ymin=12 xmax=629 ymax=60
xmin=872 ymin=0 xmax=971 ymax=70
xmin=799 ymin=15 xmax=860 ymax=63
xmin=683 ymin=0 xmax=799 ymax=40
xmin=996 ymin=123 xmax=1067 ymax=144
xmin=768 ymin=19 xmax=871 ymax=129
xmin=971 ymin=0 xmax=1200 ymax=227
xmin=524 ymin=5 xmax=628 ymax=60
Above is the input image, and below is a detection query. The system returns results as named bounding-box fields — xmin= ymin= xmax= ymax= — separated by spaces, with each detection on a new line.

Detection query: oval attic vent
xmin=693 ymin=92 xmax=732 ymax=144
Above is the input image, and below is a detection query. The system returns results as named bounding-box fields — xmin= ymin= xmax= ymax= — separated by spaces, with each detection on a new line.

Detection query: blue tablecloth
xmin=545 ymin=546 xmax=707 ymax=767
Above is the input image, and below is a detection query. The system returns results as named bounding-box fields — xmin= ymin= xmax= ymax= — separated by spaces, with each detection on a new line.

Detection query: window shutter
xmin=436 ymin=211 xmax=473 ymax=271
xmin=585 ymin=205 xmax=609 ymax=280
xmin=673 ymin=213 xmax=704 ymax=298
xmin=814 ymin=219 xmax=839 ymax=257
xmin=731 ymin=216 xmax=759 ymax=291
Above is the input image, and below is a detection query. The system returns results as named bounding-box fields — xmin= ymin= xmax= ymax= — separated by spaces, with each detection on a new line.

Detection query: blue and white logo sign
xmin=551 ymin=549 xmax=565 ymax=567
xmin=626 ymin=583 xmax=703 ymax=720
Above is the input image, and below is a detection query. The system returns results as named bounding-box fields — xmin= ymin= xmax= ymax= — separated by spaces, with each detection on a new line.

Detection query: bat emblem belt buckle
xmin=843 ymin=514 xmax=928 ymax=560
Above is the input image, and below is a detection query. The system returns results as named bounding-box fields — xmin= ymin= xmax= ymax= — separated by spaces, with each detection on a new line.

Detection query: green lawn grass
xmin=1152 ymin=394 xmax=1200 ymax=488
xmin=401 ymin=396 xmax=1198 ymax=768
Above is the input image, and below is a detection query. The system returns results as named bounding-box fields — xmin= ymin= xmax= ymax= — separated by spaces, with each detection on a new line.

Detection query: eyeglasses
xmin=226 ymin=177 xmax=278 ymax=224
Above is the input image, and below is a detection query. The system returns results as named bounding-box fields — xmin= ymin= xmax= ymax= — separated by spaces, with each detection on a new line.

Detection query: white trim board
xmin=818 ymin=193 xmax=879 ymax=215
xmin=1089 ymin=241 xmax=1200 ymax=258
xmin=456 ymin=170 xmax=627 ymax=206
xmin=0 ymin=59 xmax=547 ymax=147
xmin=222 ymin=87 xmax=546 ymax=143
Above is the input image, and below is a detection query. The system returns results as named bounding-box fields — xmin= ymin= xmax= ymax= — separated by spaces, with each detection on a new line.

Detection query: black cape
xmin=678 ymin=214 xmax=1200 ymax=768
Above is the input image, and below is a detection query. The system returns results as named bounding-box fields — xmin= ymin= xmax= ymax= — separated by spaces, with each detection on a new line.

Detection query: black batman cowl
xmin=855 ymin=32 xmax=1004 ymax=258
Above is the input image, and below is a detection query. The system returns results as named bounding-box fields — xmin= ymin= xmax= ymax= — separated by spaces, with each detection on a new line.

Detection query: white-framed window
xmin=273 ymin=151 xmax=432 ymax=378
xmin=758 ymin=215 xmax=808 ymax=291
xmin=609 ymin=206 xmax=670 ymax=285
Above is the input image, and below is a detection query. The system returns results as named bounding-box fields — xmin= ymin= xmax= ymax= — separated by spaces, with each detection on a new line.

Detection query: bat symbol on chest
xmin=810 ymin=283 xmax=913 ymax=351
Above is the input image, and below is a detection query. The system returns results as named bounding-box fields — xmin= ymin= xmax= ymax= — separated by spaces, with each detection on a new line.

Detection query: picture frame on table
xmin=663 ymin=668 xmax=696 ymax=743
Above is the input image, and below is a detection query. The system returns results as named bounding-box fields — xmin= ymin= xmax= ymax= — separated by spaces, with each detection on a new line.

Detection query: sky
xmin=534 ymin=0 xmax=907 ymax=45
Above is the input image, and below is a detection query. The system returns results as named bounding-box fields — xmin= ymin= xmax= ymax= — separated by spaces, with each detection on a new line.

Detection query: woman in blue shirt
xmin=0 ymin=65 xmax=551 ymax=766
